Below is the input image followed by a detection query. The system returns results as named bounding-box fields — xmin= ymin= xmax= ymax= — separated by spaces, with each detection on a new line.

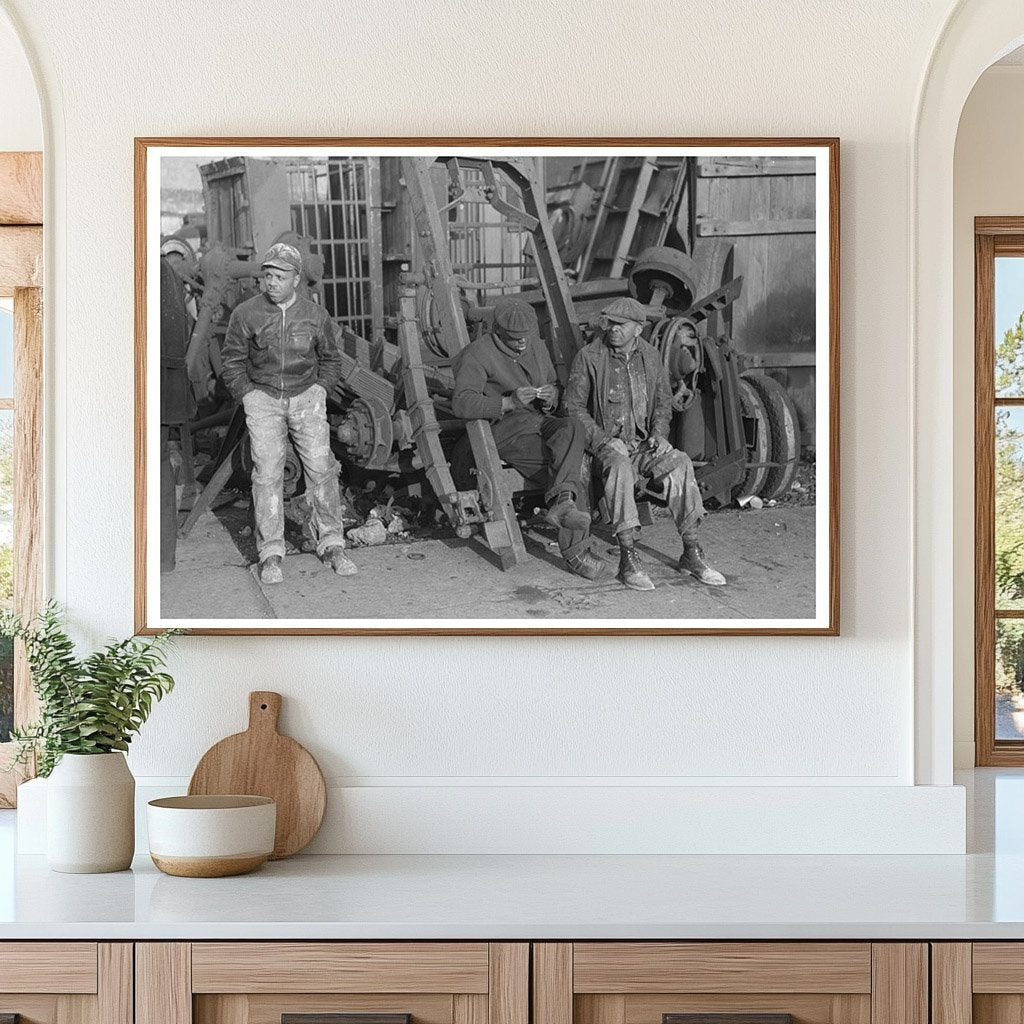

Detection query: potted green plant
xmin=2 ymin=602 xmax=179 ymax=873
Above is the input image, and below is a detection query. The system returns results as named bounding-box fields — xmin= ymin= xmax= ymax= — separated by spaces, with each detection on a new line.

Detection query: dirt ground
xmin=161 ymin=499 xmax=817 ymax=623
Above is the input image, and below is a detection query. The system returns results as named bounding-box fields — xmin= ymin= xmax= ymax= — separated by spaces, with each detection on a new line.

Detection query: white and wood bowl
xmin=147 ymin=795 xmax=276 ymax=877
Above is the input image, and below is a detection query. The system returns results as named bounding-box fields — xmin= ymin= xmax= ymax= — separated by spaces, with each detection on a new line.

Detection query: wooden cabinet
xmin=932 ymin=943 xmax=1023 ymax=1024
xmin=136 ymin=944 xmax=528 ymax=1024
xmin=532 ymin=944 xmax=929 ymax=1024
xmin=0 ymin=943 xmax=132 ymax=1024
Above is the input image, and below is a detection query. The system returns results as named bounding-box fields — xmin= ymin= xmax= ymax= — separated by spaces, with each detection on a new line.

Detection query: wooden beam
xmin=14 ymin=286 xmax=43 ymax=730
xmin=0 ymin=226 xmax=42 ymax=294
xmin=0 ymin=153 xmax=42 ymax=225
xmin=697 ymin=218 xmax=816 ymax=237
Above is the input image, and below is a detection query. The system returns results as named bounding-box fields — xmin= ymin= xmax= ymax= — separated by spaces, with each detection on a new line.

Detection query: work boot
xmin=679 ymin=542 xmax=726 ymax=586
xmin=322 ymin=545 xmax=358 ymax=577
xmin=544 ymin=491 xmax=592 ymax=532
xmin=253 ymin=555 xmax=283 ymax=585
xmin=564 ymin=547 xmax=610 ymax=581
xmin=618 ymin=547 xmax=654 ymax=591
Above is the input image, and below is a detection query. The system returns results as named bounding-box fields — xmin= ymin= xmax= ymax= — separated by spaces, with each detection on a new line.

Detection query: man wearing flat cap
xmin=452 ymin=298 xmax=607 ymax=580
xmin=221 ymin=242 xmax=356 ymax=585
xmin=565 ymin=296 xmax=726 ymax=592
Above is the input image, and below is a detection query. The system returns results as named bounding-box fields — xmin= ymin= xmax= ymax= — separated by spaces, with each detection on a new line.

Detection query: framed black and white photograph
xmin=135 ymin=138 xmax=838 ymax=635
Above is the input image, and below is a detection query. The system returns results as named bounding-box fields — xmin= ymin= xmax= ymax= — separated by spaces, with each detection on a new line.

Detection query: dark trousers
xmin=496 ymin=414 xmax=589 ymax=560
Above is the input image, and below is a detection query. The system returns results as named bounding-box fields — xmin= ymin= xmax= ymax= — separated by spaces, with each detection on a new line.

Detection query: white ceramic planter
xmin=46 ymin=752 xmax=135 ymax=873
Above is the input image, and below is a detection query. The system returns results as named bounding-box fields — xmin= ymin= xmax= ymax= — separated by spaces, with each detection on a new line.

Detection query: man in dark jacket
xmin=452 ymin=299 xmax=606 ymax=580
xmin=221 ymin=242 xmax=355 ymax=584
xmin=565 ymin=297 xmax=726 ymax=592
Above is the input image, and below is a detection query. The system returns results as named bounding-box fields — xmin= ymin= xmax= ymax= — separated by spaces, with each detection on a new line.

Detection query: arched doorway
xmin=914 ymin=1 xmax=1024 ymax=785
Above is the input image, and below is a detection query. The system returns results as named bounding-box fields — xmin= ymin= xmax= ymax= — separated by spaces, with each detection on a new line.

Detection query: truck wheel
xmin=742 ymin=372 xmax=800 ymax=500
xmin=734 ymin=378 xmax=770 ymax=502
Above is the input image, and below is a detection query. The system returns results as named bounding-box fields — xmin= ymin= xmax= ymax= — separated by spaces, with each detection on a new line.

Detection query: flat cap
xmin=261 ymin=242 xmax=303 ymax=274
xmin=601 ymin=297 xmax=648 ymax=324
xmin=493 ymin=299 xmax=538 ymax=339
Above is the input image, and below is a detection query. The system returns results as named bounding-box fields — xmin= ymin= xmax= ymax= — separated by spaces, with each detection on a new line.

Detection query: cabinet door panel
xmin=191 ymin=945 xmax=489 ymax=995
xmin=0 ymin=945 xmax=97 ymax=994
xmin=573 ymin=945 xmax=872 ymax=995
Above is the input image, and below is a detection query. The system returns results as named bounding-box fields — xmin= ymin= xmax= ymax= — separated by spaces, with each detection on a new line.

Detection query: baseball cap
xmin=261 ymin=242 xmax=303 ymax=274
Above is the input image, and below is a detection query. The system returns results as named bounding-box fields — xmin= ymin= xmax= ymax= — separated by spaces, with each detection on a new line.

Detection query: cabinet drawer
xmin=139 ymin=943 xmax=528 ymax=1024
xmin=0 ymin=943 xmax=130 ymax=1024
xmin=534 ymin=943 xmax=926 ymax=1024
xmin=0 ymin=942 xmax=98 ymax=993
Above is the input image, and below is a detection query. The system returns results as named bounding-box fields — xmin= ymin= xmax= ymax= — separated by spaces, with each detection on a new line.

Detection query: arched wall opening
xmin=914 ymin=1 xmax=1024 ymax=784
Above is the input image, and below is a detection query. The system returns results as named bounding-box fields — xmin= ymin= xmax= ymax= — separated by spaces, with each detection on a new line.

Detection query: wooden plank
xmin=977 ymin=217 xmax=1024 ymax=236
xmin=0 ymin=153 xmax=42 ymax=225
xmin=0 ymin=997 xmax=58 ymax=1024
xmin=488 ymin=944 xmax=528 ymax=1024
xmin=696 ymin=219 xmax=816 ymax=237
xmin=57 ymin=992 xmax=95 ymax=1024
xmin=98 ymin=945 xmax=133 ymax=1024
xmin=136 ymin=943 xmax=191 ymax=1024
xmin=243 ymin=995 xmax=452 ymax=1024
xmin=533 ymin=944 xmax=572 ymax=1024
xmin=931 ymin=945 xmax=972 ymax=1024
xmin=573 ymin=943 xmax=871 ymax=994
xmin=14 ymin=286 xmax=43 ymax=729
xmin=0 ymin=943 xmax=97 ymax=993
xmin=0 ymin=226 xmax=42 ymax=294
xmin=453 ymin=995 xmax=487 ymax=1024
xmin=870 ymin=945 xmax=927 ymax=1024
xmin=191 ymin=943 xmax=489 ymax=994
xmin=698 ymin=158 xmax=818 ymax=178
xmin=976 ymin=231 xmax=998 ymax=766
xmin=576 ymin=996 xmax=624 ymax=1024
xmin=971 ymin=944 xmax=1024 ymax=991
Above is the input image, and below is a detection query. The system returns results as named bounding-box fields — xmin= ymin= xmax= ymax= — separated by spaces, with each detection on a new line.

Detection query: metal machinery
xmin=165 ymin=154 xmax=803 ymax=570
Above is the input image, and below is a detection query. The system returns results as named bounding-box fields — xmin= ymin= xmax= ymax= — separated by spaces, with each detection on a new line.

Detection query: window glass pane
xmin=0 ymin=409 xmax=11 ymax=743
xmin=997 ymin=407 xmax=1024 ymax=609
xmin=997 ymin=620 xmax=1024 ymax=740
xmin=996 ymin=256 xmax=1024 ymax=397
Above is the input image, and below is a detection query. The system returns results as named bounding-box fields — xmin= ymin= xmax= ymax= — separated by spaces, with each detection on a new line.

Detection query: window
xmin=975 ymin=219 xmax=1024 ymax=764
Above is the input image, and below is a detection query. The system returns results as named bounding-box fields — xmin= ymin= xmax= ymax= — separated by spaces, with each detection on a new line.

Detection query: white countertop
xmin=1 ymin=769 xmax=1021 ymax=941
xmin=0 ymin=849 xmax=1022 ymax=940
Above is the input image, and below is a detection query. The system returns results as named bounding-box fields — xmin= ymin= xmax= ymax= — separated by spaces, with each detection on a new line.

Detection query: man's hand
xmin=513 ymin=386 xmax=540 ymax=407
xmin=535 ymin=383 xmax=558 ymax=409
xmin=647 ymin=435 xmax=673 ymax=456
xmin=600 ymin=437 xmax=630 ymax=458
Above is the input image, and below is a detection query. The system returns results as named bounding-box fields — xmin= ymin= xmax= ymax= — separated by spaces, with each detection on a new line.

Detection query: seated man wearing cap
xmin=452 ymin=299 xmax=607 ymax=580
xmin=221 ymin=242 xmax=357 ymax=585
xmin=564 ymin=297 xmax=726 ymax=592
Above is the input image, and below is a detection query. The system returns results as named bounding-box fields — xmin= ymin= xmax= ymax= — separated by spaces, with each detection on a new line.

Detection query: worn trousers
xmin=592 ymin=441 xmax=706 ymax=541
xmin=496 ymin=414 xmax=589 ymax=561
xmin=242 ymin=384 xmax=347 ymax=561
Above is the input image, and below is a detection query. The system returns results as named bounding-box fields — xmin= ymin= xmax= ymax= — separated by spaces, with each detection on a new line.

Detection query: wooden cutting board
xmin=188 ymin=691 xmax=326 ymax=859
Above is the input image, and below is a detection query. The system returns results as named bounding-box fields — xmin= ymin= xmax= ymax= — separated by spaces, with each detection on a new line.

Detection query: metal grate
xmin=286 ymin=158 xmax=383 ymax=342
xmin=445 ymin=165 xmax=533 ymax=297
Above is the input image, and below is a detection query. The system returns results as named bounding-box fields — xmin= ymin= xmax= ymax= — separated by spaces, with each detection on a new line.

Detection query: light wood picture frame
xmin=136 ymin=137 xmax=839 ymax=636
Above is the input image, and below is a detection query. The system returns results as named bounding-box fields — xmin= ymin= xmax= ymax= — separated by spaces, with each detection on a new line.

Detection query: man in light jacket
xmin=221 ymin=243 xmax=356 ymax=584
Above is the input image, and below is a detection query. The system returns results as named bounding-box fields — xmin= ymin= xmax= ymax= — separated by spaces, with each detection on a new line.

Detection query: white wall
xmin=952 ymin=66 xmax=1024 ymax=767
xmin=0 ymin=0 xmax=975 ymax=852
xmin=0 ymin=7 xmax=39 ymax=151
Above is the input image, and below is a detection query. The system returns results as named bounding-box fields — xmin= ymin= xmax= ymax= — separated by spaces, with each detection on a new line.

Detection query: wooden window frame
xmin=0 ymin=151 xmax=43 ymax=806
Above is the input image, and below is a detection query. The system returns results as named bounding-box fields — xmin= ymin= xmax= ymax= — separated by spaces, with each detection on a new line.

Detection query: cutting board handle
xmin=248 ymin=691 xmax=282 ymax=734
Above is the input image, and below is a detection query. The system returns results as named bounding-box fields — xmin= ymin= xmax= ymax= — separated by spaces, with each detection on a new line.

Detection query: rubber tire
xmin=734 ymin=378 xmax=770 ymax=502
xmin=742 ymin=372 xmax=800 ymax=500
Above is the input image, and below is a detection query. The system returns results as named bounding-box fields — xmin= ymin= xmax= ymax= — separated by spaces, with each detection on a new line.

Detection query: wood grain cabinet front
xmin=933 ymin=943 xmax=1024 ymax=1024
xmin=532 ymin=944 xmax=930 ymax=1024
xmin=135 ymin=944 xmax=528 ymax=1024
xmin=0 ymin=943 xmax=132 ymax=1024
